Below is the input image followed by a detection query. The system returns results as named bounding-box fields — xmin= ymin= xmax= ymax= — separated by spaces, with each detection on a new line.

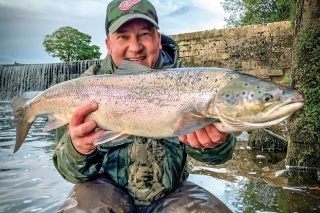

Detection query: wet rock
xmin=248 ymin=127 xmax=287 ymax=152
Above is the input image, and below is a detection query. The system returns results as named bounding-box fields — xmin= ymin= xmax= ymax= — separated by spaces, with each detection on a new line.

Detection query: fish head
xmin=209 ymin=75 xmax=304 ymax=132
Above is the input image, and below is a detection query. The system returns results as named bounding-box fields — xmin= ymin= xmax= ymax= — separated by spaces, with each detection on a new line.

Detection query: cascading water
xmin=0 ymin=60 xmax=102 ymax=100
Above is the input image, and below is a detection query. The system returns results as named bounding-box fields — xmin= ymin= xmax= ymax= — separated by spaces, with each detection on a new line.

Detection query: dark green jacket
xmin=53 ymin=35 xmax=236 ymax=205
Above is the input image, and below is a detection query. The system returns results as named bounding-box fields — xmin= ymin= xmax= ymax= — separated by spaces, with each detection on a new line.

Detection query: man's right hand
xmin=68 ymin=103 xmax=105 ymax=155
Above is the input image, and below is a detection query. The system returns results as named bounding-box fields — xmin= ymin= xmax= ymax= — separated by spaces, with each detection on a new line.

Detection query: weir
xmin=0 ymin=60 xmax=102 ymax=101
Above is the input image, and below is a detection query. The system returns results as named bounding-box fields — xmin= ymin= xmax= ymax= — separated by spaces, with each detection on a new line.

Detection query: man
xmin=54 ymin=0 xmax=236 ymax=212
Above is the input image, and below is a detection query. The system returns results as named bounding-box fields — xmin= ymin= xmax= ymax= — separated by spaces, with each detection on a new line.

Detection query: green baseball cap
xmin=105 ymin=0 xmax=159 ymax=35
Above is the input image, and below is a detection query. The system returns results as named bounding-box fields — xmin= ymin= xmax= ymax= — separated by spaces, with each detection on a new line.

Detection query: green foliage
xmin=43 ymin=26 xmax=102 ymax=62
xmin=291 ymin=29 xmax=320 ymax=142
xmin=185 ymin=56 xmax=196 ymax=67
xmin=297 ymin=150 xmax=312 ymax=166
xmin=191 ymin=36 xmax=201 ymax=41
xmin=221 ymin=0 xmax=296 ymax=27
xmin=284 ymin=77 xmax=292 ymax=84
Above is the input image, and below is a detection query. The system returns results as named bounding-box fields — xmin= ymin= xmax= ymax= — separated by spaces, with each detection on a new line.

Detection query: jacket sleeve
xmin=185 ymin=133 xmax=236 ymax=165
xmin=53 ymin=126 xmax=103 ymax=183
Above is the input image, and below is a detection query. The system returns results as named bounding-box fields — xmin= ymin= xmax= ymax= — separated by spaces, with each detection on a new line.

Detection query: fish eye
xmin=262 ymin=93 xmax=273 ymax=102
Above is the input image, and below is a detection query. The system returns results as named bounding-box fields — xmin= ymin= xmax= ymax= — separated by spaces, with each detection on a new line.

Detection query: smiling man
xmin=53 ymin=0 xmax=236 ymax=212
xmin=106 ymin=19 xmax=161 ymax=68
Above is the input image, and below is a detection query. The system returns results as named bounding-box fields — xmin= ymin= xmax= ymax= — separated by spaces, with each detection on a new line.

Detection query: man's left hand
xmin=178 ymin=124 xmax=227 ymax=149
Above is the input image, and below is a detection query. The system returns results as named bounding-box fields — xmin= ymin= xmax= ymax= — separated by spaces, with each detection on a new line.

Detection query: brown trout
xmin=11 ymin=61 xmax=304 ymax=153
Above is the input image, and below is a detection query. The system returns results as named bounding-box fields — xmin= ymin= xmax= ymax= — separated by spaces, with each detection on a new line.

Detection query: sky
xmin=0 ymin=0 xmax=227 ymax=64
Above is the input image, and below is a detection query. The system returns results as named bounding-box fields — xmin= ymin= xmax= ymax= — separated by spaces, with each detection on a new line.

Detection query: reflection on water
xmin=0 ymin=102 xmax=73 ymax=213
xmin=189 ymin=133 xmax=320 ymax=213
xmin=0 ymin=102 xmax=319 ymax=213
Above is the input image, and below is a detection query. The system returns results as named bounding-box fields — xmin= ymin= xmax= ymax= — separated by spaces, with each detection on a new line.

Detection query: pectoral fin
xmin=44 ymin=116 xmax=68 ymax=131
xmin=93 ymin=130 xmax=130 ymax=145
xmin=173 ymin=111 xmax=218 ymax=136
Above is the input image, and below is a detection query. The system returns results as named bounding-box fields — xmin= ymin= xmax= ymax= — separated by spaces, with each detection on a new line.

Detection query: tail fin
xmin=10 ymin=97 xmax=33 ymax=153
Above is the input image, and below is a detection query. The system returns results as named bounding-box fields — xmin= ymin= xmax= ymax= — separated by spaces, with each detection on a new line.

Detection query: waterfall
xmin=0 ymin=60 xmax=102 ymax=101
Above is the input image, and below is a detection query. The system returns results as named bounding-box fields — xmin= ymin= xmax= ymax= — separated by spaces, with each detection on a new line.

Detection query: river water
xmin=0 ymin=101 xmax=319 ymax=213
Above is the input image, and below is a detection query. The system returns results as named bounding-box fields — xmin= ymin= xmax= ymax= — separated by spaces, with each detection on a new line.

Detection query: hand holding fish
xmin=69 ymin=103 xmax=105 ymax=155
xmin=179 ymin=124 xmax=227 ymax=149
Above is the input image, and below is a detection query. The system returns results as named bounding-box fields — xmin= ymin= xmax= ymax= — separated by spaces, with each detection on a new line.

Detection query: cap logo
xmin=119 ymin=0 xmax=141 ymax=11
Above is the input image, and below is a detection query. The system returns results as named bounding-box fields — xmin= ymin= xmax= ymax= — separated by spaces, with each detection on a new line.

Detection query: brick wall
xmin=170 ymin=21 xmax=293 ymax=83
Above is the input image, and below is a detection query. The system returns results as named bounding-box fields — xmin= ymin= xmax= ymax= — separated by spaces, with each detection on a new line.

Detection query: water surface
xmin=0 ymin=102 xmax=72 ymax=212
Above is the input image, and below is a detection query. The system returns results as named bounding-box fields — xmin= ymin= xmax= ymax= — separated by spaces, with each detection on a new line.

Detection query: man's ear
xmin=158 ymin=32 xmax=162 ymax=50
xmin=105 ymin=38 xmax=112 ymax=55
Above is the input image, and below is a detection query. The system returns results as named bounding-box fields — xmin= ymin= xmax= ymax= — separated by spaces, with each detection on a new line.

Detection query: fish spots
xmin=245 ymin=92 xmax=255 ymax=101
xmin=237 ymin=90 xmax=257 ymax=102
xmin=222 ymin=92 xmax=237 ymax=105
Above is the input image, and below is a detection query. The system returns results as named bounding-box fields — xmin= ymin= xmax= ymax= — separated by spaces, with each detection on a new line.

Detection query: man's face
xmin=106 ymin=19 xmax=162 ymax=68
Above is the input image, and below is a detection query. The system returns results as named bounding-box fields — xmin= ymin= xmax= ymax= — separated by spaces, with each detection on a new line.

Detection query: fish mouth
xmin=217 ymin=101 xmax=304 ymax=131
xmin=266 ymin=101 xmax=304 ymax=118
xmin=248 ymin=101 xmax=304 ymax=127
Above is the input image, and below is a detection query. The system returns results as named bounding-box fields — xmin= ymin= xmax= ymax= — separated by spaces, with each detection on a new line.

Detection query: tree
xmin=43 ymin=26 xmax=101 ymax=62
xmin=221 ymin=0 xmax=296 ymax=27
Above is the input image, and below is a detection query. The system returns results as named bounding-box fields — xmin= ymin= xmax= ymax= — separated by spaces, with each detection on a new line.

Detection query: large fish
xmin=11 ymin=61 xmax=304 ymax=153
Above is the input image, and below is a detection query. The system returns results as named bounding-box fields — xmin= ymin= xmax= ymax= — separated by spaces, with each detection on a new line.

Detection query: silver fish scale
xmin=30 ymin=69 xmax=234 ymax=137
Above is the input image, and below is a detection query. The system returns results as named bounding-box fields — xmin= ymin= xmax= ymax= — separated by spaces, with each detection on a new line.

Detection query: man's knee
xmin=151 ymin=181 xmax=232 ymax=213
xmin=57 ymin=176 xmax=136 ymax=213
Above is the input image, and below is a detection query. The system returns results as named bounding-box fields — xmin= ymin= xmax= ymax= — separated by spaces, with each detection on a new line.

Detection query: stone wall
xmin=170 ymin=21 xmax=293 ymax=83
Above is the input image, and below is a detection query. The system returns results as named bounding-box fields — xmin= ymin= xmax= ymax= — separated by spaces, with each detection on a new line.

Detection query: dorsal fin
xmin=116 ymin=60 xmax=154 ymax=75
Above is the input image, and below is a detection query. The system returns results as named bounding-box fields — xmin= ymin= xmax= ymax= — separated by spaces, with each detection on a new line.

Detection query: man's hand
xmin=69 ymin=103 xmax=105 ymax=155
xmin=178 ymin=124 xmax=227 ymax=149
